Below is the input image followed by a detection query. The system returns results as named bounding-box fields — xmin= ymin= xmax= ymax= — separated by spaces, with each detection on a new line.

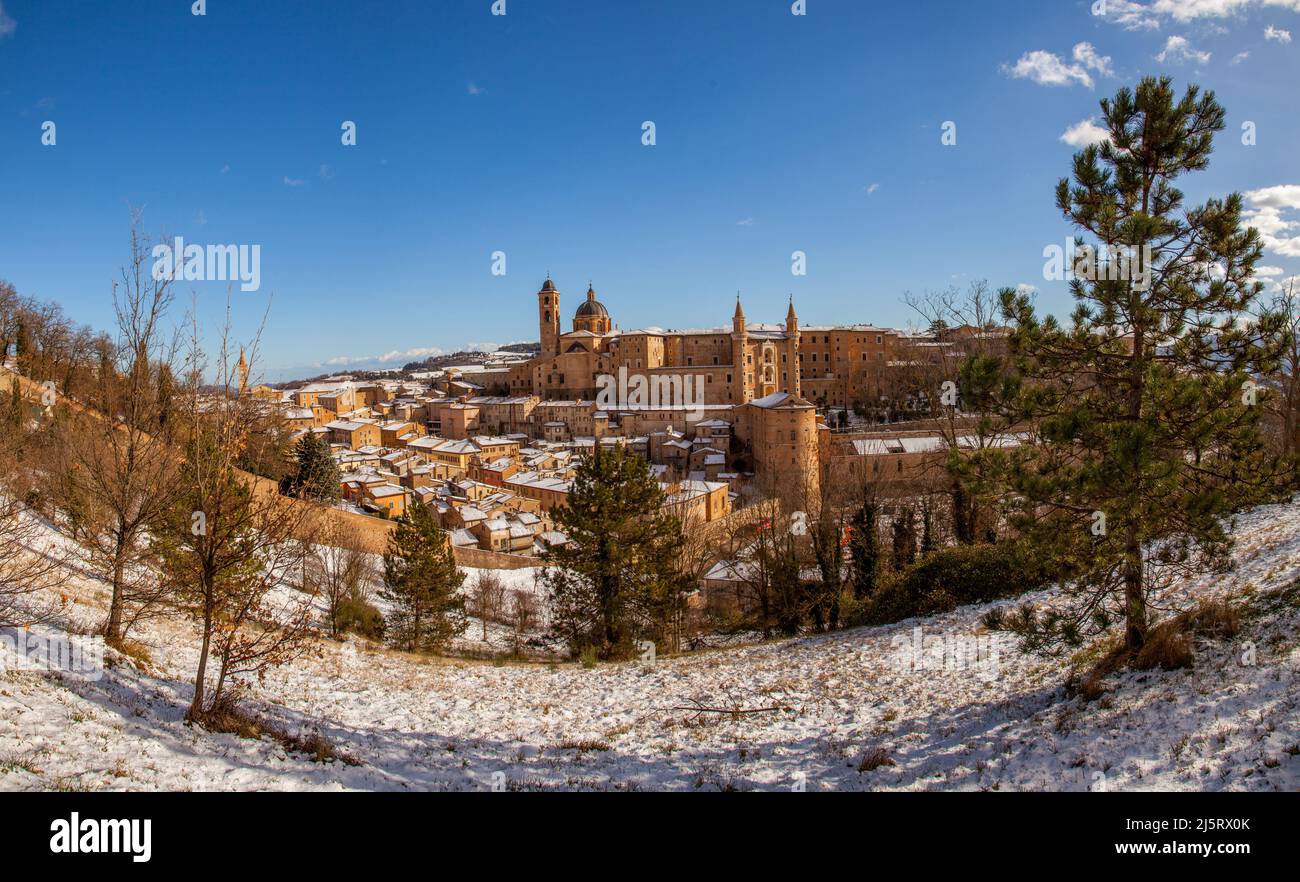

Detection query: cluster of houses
xmin=256 ymin=369 xmax=734 ymax=557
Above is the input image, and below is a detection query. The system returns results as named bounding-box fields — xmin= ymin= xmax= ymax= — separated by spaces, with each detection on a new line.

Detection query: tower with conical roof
xmin=784 ymin=296 xmax=801 ymax=397
xmin=537 ymin=277 xmax=560 ymax=358
xmin=731 ymin=295 xmax=752 ymax=404
xmin=236 ymin=346 xmax=249 ymax=395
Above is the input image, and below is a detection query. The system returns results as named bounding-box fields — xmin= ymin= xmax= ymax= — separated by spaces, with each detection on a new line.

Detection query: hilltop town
xmin=242 ymin=279 xmax=1012 ymax=563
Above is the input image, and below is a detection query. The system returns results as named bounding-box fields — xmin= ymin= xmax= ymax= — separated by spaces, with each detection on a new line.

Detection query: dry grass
xmin=857 ymin=746 xmax=896 ymax=772
xmin=1071 ymin=598 xmax=1245 ymax=698
xmin=1133 ymin=621 xmax=1194 ymax=671
xmin=104 ymin=635 xmax=154 ymax=671
xmin=554 ymin=738 xmax=612 ymax=753
xmin=196 ymin=698 xmax=362 ymax=766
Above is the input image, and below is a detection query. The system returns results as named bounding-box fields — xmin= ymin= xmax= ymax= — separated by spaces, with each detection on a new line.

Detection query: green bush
xmin=858 ymin=541 xmax=1053 ymax=627
xmin=337 ymin=590 xmax=386 ymax=641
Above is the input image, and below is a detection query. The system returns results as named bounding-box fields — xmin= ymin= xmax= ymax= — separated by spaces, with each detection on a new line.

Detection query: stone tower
xmin=784 ymin=296 xmax=801 ymax=397
xmin=731 ymin=296 xmax=752 ymax=405
xmin=538 ymin=277 xmax=560 ymax=358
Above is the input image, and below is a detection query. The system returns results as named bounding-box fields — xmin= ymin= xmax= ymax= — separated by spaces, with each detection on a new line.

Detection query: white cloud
xmin=1245 ymin=185 xmax=1300 ymax=258
xmin=1060 ymin=117 xmax=1111 ymax=147
xmin=1245 ymin=184 xmax=1300 ymax=210
xmin=1003 ymin=42 xmax=1113 ymax=88
xmin=1072 ymin=42 xmax=1115 ymax=77
xmin=1271 ymin=274 xmax=1300 ymax=294
xmin=1257 ymin=265 xmax=1286 ymax=276
xmin=1017 ymin=283 xmax=1038 ymax=296
xmin=0 ymin=2 xmax=14 ymax=38
xmin=736 ymin=217 xmax=755 ymax=226
xmin=283 ymin=176 xmax=306 ymax=187
xmin=1099 ymin=0 xmax=1162 ymax=30
xmin=1100 ymin=0 xmax=1300 ymax=27
xmin=1155 ymin=35 xmax=1211 ymax=64
xmin=467 ymin=82 xmax=483 ymax=96
xmin=865 ymin=183 xmax=880 ymax=195
xmin=1152 ymin=0 xmax=1300 ymax=21
xmin=1232 ymin=50 xmax=1251 ymax=63
xmin=1265 ymin=24 xmax=1293 ymax=42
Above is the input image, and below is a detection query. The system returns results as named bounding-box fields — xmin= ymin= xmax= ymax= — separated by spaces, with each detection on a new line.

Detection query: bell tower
xmin=731 ymin=295 xmax=753 ymax=405
xmin=538 ymin=277 xmax=560 ymax=358
xmin=785 ymin=296 xmax=801 ymax=397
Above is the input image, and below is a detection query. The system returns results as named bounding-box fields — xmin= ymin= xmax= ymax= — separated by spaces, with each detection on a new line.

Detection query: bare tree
xmin=154 ymin=302 xmax=315 ymax=721
xmin=303 ymin=519 xmax=375 ymax=640
xmin=59 ymin=213 xmax=183 ymax=644
xmin=508 ymin=589 xmax=538 ymax=657
xmin=468 ymin=570 xmax=506 ymax=641
xmin=904 ymin=281 xmax=1025 ymax=544
xmin=0 ymin=423 xmax=65 ymax=628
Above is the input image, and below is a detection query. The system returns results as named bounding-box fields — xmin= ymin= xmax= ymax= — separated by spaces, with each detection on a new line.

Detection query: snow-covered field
xmin=2 ymin=501 xmax=1298 ymax=791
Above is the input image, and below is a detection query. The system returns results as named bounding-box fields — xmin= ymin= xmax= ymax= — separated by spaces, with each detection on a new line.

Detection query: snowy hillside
xmin=2 ymin=501 xmax=1298 ymax=792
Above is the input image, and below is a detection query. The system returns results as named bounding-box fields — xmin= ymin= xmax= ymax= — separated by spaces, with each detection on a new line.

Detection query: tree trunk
xmin=104 ymin=530 xmax=127 ymax=643
xmin=1123 ymin=535 xmax=1147 ymax=652
xmin=190 ymin=608 xmax=213 ymax=719
xmin=189 ymin=568 xmax=217 ymax=720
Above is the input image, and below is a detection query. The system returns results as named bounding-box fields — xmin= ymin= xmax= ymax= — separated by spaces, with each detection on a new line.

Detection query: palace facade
xmin=502 ymin=279 xmax=825 ymax=497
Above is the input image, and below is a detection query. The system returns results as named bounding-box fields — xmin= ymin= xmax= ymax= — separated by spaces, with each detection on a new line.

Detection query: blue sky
xmin=2 ymin=0 xmax=1298 ymax=381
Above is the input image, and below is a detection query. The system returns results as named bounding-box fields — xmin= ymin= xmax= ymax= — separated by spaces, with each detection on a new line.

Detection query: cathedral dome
xmin=574 ymin=284 xmax=608 ymax=318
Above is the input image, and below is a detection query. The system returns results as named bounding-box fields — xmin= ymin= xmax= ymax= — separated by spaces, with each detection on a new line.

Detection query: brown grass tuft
xmin=195 ymin=699 xmax=362 ymax=766
xmin=555 ymin=738 xmax=611 ymax=753
xmin=857 ymin=746 xmax=896 ymax=772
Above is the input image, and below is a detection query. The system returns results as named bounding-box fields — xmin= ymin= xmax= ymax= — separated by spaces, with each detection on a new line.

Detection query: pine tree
xmin=543 ymin=444 xmax=688 ymax=658
xmin=920 ymin=499 xmax=936 ymax=556
xmin=380 ymin=502 xmax=466 ymax=653
xmin=13 ymin=319 xmax=31 ymax=377
xmin=285 ymin=432 xmax=342 ymax=501
xmin=848 ymin=499 xmax=880 ymax=599
xmin=986 ymin=78 xmax=1285 ymax=654
xmin=891 ymin=506 xmax=917 ymax=570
